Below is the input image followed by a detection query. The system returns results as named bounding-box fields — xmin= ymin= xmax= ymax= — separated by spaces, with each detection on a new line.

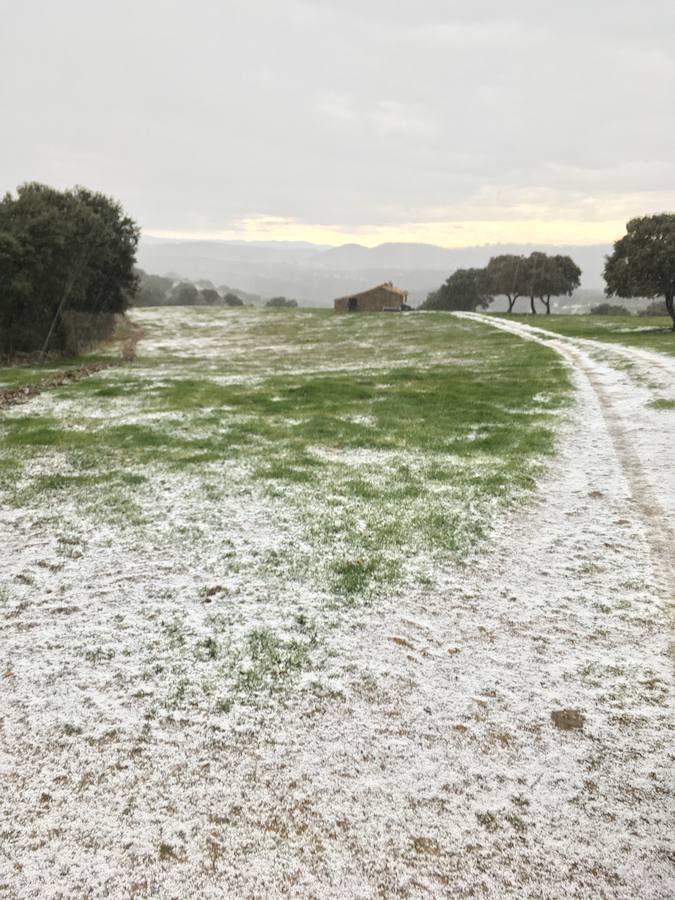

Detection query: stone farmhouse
xmin=333 ymin=282 xmax=410 ymax=313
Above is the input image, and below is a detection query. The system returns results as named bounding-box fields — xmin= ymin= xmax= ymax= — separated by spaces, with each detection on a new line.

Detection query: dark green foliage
xmin=0 ymin=183 xmax=139 ymax=356
xmin=170 ymin=282 xmax=200 ymax=306
xmin=421 ymin=268 xmax=492 ymax=311
xmin=199 ymin=288 xmax=220 ymax=305
xmin=133 ymin=270 xmax=174 ymax=306
xmin=604 ymin=214 xmax=675 ymax=330
xmin=485 ymin=255 xmax=529 ymax=312
xmin=521 ymin=252 xmax=581 ymax=315
xmin=133 ymin=276 xmax=249 ymax=308
xmin=265 ymin=296 xmax=298 ymax=308
xmin=590 ymin=303 xmax=631 ymax=316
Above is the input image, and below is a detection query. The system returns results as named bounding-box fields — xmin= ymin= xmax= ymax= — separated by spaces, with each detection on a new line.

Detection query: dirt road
xmin=456 ymin=312 xmax=675 ymax=625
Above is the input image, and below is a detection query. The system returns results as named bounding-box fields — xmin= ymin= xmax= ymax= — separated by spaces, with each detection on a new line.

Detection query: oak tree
xmin=604 ymin=214 xmax=675 ymax=330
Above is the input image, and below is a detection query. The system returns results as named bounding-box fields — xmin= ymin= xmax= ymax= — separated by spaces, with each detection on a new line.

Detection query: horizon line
xmin=142 ymin=232 xmax=614 ymax=250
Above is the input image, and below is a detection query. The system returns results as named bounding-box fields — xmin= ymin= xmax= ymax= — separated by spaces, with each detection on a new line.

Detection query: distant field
xmin=497 ymin=313 xmax=675 ymax=358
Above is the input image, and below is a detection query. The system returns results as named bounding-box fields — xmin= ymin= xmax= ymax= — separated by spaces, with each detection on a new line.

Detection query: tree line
xmin=134 ymin=271 xmax=247 ymax=308
xmin=422 ymin=214 xmax=675 ymax=330
xmin=422 ymin=251 xmax=581 ymax=315
xmin=134 ymin=272 xmax=298 ymax=309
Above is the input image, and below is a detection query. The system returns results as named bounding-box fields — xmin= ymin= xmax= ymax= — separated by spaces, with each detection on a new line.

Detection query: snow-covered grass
xmin=1 ymin=307 xmax=673 ymax=898
xmin=501 ymin=313 xmax=675 ymax=357
xmin=1 ymin=309 xmax=571 ymax=600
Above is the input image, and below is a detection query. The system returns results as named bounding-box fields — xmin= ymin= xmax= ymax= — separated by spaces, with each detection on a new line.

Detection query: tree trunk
xmin=542 ymin=295 xmax=551 ymax=314
xmin=530 ymin=294 xmax=537 ymax=315
xmin=666 ymin=292 xmax=674 ymax=331
xmin=40 ymin=246 xmax=94 ymax=358
xmin=507 ymin=295 xmax=515 ymax=313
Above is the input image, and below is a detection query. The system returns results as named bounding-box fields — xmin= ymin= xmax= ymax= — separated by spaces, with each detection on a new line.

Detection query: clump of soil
xmin=390 ymin=636 xmax=415 ymax=650
xmin=413 ymin=836 xmax=440 ymax=856
xmin=551 ymin=709 xmax=585 ymax=731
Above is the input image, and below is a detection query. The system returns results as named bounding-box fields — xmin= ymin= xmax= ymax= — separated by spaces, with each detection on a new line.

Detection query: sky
xmin=1 ymin=0 xmax=674 ymax=247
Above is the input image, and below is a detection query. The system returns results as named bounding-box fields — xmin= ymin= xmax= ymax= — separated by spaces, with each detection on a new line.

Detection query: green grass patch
xmin=1 ymin=308 xmax=573 ymax=600
xmin=236 ymin=628 xmax=312 ymax=694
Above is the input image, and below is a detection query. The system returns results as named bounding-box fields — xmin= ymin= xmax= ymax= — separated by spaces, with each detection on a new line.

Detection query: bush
xmin=590 ymin=303 xmax=632 ymax=315
xmin=265 ymin=296 xmax=298 ymax=308
xmin=638 ymin=299 xmax=669 ymax=317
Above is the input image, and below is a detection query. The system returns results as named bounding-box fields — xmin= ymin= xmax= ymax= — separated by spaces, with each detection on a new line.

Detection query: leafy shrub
xmin=590 ymin=303 xmax=632 ymax=315
xmin=265 ymin=296 xmax=298 ymax=308
xmin=638 ymin=299 xmax=669 ymax=317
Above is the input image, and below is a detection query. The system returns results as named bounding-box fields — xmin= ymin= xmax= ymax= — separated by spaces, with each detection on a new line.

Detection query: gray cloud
xmin=1 ymin=0 xmax=673 ymax=236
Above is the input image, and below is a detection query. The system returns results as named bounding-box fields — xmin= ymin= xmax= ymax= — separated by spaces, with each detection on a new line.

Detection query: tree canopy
xmin=134 ymin=270 xmax=174 ymax=306
xmin=199 ymin=288 xmax=220 ymax=305
xmin=0 ymin=183 xmax=139 ymax=356
xmin=170 ymin=282 xmax=200 ymax=306
xmin=475 ymin=252 xmax=581 ymax=314
xmin=485 ymin=255 xmax=528 ymax=313
xmin=522 ymin=252 xmax=581 ymax=315
xmin=604 ymin=213 xmax=675 ymax=330
xmin=421 ymin=268 xmax=492 ymax=311
xmin=265 ymin=296 xmax=298 ymax=308
xmin=132 ymin=275 xmax=252 ymax=308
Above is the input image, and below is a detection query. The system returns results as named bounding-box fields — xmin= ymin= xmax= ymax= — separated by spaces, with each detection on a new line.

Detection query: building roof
xmin=334 ymin=282 xmax=407 ymax=302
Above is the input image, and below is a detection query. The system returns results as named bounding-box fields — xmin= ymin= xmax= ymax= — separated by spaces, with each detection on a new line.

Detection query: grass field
xmin=1 ymin=307 xmax=571 ymax=712
xmin=4 ymin=306 xmax=675 ymax=897
xmin=497 ymin=313 xmax=675 ymax=357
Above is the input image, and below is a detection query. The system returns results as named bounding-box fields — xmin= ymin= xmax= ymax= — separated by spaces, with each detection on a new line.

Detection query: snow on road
xmin=456 ymin=313 xmax=675 ymax=607
xmin=1 ymin=316 xmax=674 ymax=898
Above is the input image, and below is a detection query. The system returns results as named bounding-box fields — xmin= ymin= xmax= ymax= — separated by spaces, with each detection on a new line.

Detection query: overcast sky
xmin=1 ymin=0 xmax=674 ymax=246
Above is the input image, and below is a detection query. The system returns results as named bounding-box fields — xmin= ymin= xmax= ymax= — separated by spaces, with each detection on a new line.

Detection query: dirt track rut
xmin=456 ymin=312 xmax=675 ymax=636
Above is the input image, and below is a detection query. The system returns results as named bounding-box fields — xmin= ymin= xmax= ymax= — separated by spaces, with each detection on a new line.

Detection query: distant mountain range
xmin=136 ymin=238 xmax=612 ymax=306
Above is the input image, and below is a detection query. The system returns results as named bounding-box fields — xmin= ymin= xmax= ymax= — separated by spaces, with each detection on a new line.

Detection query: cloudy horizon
xmin=2 ymin=0 xmax=674 ymax=248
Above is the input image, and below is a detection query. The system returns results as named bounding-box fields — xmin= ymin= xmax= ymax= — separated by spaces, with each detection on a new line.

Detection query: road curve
xmin=455 ymin=311 xmax=675 ymax=636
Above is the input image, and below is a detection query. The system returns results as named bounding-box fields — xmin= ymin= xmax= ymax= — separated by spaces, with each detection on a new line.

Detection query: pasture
xmin=1 ymin=308 xmax=672 ymax=898
xmin=0 ymin=309 xmax=570 ymax=713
